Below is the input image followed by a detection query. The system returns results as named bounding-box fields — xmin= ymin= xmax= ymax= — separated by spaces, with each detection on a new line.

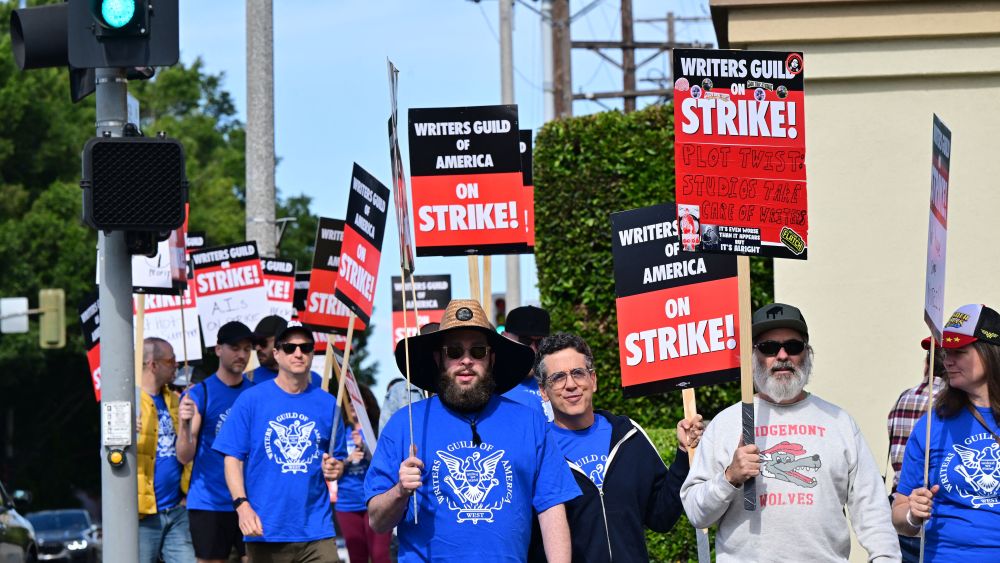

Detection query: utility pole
xmin=551 ymin=0 xmax=572 ymax=118
xmin=541 ymin=0 xmax=554 ymax=120
xmin=95 ymin=66 xmax=139 ymax=562
xmin=621 ymin=0 xmax=635 ymax=112
xmin=246 ymin=0 xmax=276 ymax=256
xmin=499 ymin=0 xmax=521 ymax=310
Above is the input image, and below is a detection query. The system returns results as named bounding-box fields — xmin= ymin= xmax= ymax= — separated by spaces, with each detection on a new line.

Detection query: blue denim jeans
xmin=139 ymin=504 xmax=195 ymax=563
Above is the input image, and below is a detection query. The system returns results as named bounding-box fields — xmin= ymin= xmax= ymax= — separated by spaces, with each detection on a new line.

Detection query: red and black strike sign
xmin=390 ymin=274 xmax=452 ymax=348
xmin=673 ymin=49 xmax=808 ymax=259
xmin=408 ymin=104 xmax=532 ymax=256
xmin=334 ymin=164 xmax=391 ymax=326
xmin=262 ymin=258 xmax=296 ymax=319
xmin=299 ymin=218 xmax=365 ymax=333
xmin=519 ymin=129 xmax=536 ymax=250
xmin=611 ymin=204 xmax=741 ymax=397
xmin=78 ymin=290 xmax=101 ymax=402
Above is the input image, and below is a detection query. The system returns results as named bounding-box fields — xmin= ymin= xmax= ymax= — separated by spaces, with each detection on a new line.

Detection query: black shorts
xmin=188 ymin=509 xmax=245 ymax=559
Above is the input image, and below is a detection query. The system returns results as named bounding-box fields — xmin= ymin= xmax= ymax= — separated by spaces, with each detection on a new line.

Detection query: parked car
xmin=0 ymin=480 xmax=37 ymax=562
xmin=26 ymin=510 xmax=100 ymax=563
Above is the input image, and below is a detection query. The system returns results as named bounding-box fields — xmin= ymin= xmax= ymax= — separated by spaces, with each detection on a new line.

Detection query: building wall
xmin=714 ymin=0 xmax=1000 ymax=559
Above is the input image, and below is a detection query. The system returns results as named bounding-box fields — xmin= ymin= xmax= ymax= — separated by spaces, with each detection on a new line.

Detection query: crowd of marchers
xmin=135 ymin=298 xmax=1000 ymax=562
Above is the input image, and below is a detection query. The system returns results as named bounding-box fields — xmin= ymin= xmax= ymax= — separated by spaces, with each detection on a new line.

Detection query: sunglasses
xmin=754 ymin=339 xmax=806 ymax=357
xmin=442 ymin=345 xmax=490 ymax=360
xmin=278 ymin=342 xmax=315 ymax=355
xmin=516 ymin=335 xmax=544 ymax=346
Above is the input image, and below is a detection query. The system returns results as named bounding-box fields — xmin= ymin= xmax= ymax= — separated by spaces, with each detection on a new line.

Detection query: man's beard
xmin=438 ymin=370 xmax=496 ymax=413
xmin=753 ymin=351 xmax=812 ymax=402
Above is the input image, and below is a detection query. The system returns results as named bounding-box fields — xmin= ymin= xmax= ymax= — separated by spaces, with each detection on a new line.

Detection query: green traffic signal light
xmin=100 ymin=0 xmax=136 ymax=29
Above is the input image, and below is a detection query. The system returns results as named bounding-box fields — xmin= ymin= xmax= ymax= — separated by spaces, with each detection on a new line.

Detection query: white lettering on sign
xmin=339 ymin=253 xmax=375 ymax=301
xmin=196 ymin=265 xmax=261 ymax=294
xmin=680 ymin=98 xmax=798 ymax=140
xmin=352 ymin=178 xmax=387 ymax=212
xmin=265 ymin=279 xmax=292 ymax=300
xmin=321 ymin=228 xmax=344 ymax=241
xmin=307 ymin=292 xmax=353 ymax=316
xmin=435 ymin=154 xmax=494 ymax=169
xmin=417 ymin=202 xmax=520 ymax=232
xmin=624 ymin=314 xmax=737 ymax=366
xmin=617 ymin=221 xmax=678 ymax=246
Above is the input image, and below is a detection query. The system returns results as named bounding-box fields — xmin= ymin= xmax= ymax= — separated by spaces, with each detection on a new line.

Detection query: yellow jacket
xmin=137 ymin=386 xmax=192 ymax=516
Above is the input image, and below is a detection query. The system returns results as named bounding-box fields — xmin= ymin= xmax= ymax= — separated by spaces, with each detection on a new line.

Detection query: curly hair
xmin=533 ymin=332 xmax=595 ymax=386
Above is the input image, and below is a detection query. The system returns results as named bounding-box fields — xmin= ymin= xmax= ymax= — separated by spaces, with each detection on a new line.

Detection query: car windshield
xmin=27 ymin=511 xmax=90 ymax=532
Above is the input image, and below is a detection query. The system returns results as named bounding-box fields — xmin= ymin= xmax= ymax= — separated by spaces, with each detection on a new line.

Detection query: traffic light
xmin=81 ymin=133 xmax=188 ymax=232
xmin=39 ymin=289 xmax=66 ymax=350
xmin=68 ymin=0 xmax=179 ymax=69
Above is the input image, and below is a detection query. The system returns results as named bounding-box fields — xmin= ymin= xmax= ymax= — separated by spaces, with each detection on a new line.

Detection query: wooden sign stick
xmin=919 ymin=339 xmax=938 ymax=562
xmin=333 ymin=313 xmax=357 ymax=415
xmin=683 ymin=388 xmax=711 ymax=563
xmin=400 ymin=268 xmax=421 ymax=522
xmin=468 ymin=256 xmax=481 ymax=304
xmin=737 ymin=256 xmax=756 ymax=511
xmin=134 ymin=296 xmax=145 ymax=390
xmin=483 ymin=257 xmax=492 ymax=321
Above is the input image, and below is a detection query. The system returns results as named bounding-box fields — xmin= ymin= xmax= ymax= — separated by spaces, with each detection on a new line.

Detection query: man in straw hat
xmin=365 ymin=299 xmax=580 ymax=562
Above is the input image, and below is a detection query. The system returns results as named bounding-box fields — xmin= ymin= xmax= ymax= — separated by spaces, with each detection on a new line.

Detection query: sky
xmin=177 ymin=0 xmax=717 ymax=400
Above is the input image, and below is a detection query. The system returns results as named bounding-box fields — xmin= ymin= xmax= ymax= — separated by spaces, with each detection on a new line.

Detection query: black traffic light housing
xmin=81 ymin=131 xmax=188 ymax=233
xmin=69 ymin=0 xmax=179 ymax=69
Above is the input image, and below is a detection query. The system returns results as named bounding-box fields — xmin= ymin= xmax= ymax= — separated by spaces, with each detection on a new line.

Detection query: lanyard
xmin=966 ymin=403 xmax=1000 ymax=447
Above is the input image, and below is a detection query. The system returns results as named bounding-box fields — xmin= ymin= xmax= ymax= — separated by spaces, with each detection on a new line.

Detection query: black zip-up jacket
xmin=528 ymin=410 xmax=690 ymax=562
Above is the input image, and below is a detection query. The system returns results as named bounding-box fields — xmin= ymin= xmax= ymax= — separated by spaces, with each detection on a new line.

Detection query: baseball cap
xmin=751 ymin=303 xmax=808 ymax=341
xmin=275 ymin=321 xmax=314 ymax=344
xmin=217 ymin=321 xmax=254 ymax=346
xmin=939 ymin=304 xmax=1000 ymax=348
xmin=505 ymin=305 xmax=551 ymax=337
xmin=253 ymin=315 xmax=287 ymax=345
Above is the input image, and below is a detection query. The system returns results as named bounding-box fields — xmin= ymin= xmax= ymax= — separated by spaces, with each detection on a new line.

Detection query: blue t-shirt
xmin=252 ymin=365 xmax=323 ymax=388
xmin=152 ymin=394 xmax=182 ymax=512
xmin=365 ymin=395 xmax=580 ymax=562
xmin=213 ymin=380 xmax=348 ymax=542
xmin=898 ymin=406 xmax=1000 ymax=558
xmin=337 ymin=426 xmax=372 ymax=513
xmin=184 ymin=373 xmax=254 ymax=511
xmin=502 ymin=377 xmax=554 ymax=422
xmin=550 ymin=415 xmax=612 ymax=488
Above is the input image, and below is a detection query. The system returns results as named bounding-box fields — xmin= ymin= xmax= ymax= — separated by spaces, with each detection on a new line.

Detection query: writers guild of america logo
xmin=157 ymin=410 xmax=177 ymax=458
xmin=432 ymin=441 xmax=513 ymax=524
xmin=215 ymin=409 xmax=229 ymax=437
xmin=940 ymin=434 xmax=1000 ymax=508
xmin=264 ymin=413 xmax=321 ymax=474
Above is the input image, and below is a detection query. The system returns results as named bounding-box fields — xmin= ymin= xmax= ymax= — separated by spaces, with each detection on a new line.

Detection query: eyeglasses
xmin=516 ymin=335 xmax=543 ymax=347
xmin=547 ymin=367 xmax=593 ymax=388
xmin=278 ymin=342 xmax=315 ymax=355
xmin=753 ymin=339 xmax=806 ymax=357
xmin=442 ymin=345 xmax=490 ymax=360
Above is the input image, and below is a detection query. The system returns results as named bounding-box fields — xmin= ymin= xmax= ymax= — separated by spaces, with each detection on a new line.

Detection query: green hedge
xmin=533 ymin=104 xmax=774 ymax=560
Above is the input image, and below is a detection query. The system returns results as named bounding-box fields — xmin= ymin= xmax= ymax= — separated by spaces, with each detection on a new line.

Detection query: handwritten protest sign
xmin=391 ymin=274 xmax=451 ymax=348
xmin=611 ymin=204 xmax=740 ymax=396
xmin=924 ymin=115 xmax=952 ymax=341
xmin=673 ymin=49 xmax=807 ymax=259
xmin=408 ymin=105 xmax=531 ymax=256
xmin=135 ymin=290 xmax=202 ymax=362
xmin=190 ymin=242 xmax=269 ymax=347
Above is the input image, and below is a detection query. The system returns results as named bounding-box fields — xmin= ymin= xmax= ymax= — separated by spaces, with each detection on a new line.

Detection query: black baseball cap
xmin=217 ymin=321 xmax=254 ymax=346
xmin=275 ymin=321 xmax=314 ymax=344
xmin=505 ymin=305 xmax=550 ymax=337
xmin=253 ymin=315 xmax=287 ymax=345
xmin=751 ymin=303 xmax=808 ymax=341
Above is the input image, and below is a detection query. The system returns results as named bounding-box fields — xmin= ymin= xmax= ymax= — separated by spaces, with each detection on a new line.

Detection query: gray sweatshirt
xmin=680 ymin=394 xmax=901 ymax=562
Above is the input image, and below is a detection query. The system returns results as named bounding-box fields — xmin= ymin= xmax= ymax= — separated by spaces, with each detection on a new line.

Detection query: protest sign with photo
xmin=78 ymin=291 xmax=101 ymax=401
xmin=519 ymin=129 xmax=536 ymax=250
xmin=391 ymin=274 xmax=451 ymax=348
xmin=298 ymin=218 xmax=365 ymax=333
xmin=673 ymin=49 xmax=808 ymax=259
xmin=924 ymin=115 xmax=952 ymax=341
xmin=190 ymin=241 xmax=269 ymax=347
xmin=388 ymin=60 xmax=415 ymax=273
xmin=135 ymin=289 xmax=202 ymax=362
xmin=408 ymin=104 xmax=532 ymax=256
xmin=262 ymin=258 xmax=296 ymax=320
xmin=334 ymin=164 xmax=391 ymax=326
xmin=611 ymin=203 xmax=741 ymax=396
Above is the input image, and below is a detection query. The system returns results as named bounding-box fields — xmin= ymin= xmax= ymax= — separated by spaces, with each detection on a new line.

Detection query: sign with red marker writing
xmin=78 ymin=290 xmax=101 ymax=402
xmin=924 ymin=115 xmax=952 ymax=341
xmin=673 ymin=49 xmax=808 ymax=259
xmin=134 ymin=289 xmax=202 ymax=362
xmin=519 ymin=129 xmax=536 ymax=250
xmin=391 ymin=274 xmax=451 ymax=348
xmin=190 ymin=242 xmax=269 ymax=347
xmin=299 ymin=219 xmax=365 ymax=333
xmin=334 ymin=164 xmax=391 ymax=326
xmin=408 ymin=104 xmax=532 ymax=256
xmin=262 ymin=258 xmax=296 ymax=320
xmin=611 ymin=203 xmax=741 ymax=396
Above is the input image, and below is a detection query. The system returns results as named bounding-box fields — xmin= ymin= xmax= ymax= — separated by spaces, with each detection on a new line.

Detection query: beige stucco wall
xmin=714 ymin=0 xmax=1000 ymax=559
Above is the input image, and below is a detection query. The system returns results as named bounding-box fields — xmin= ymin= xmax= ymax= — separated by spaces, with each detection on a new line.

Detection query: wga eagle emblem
xmin=952 ymin=442 xmax=1000 ymax=507
xmin=265 ymin=417 xmax=319 ymax=474
xmin=434 ymin=448 xmax=508 ymax=524
xmin=156 ymin=411 xmax=176 ymax=458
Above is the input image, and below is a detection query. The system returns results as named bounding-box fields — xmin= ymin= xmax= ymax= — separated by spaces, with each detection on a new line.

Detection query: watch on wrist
xmin=232 ymin=497 xmax=249 ymax=510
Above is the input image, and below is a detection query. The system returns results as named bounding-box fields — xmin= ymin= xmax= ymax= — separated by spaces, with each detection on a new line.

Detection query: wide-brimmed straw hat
xmin=394 ymin=299 xmax=535 ymax=394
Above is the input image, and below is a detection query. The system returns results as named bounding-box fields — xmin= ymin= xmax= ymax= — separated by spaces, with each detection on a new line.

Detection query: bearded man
xmin=680 ymin=303 xmax=900 ymax=563
xmin=365 ymin=300 xmax=580 ymax=563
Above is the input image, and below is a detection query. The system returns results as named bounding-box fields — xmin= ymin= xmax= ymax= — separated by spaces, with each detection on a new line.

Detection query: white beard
xmin=753 ymin=350 xmax=812 ymax=402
